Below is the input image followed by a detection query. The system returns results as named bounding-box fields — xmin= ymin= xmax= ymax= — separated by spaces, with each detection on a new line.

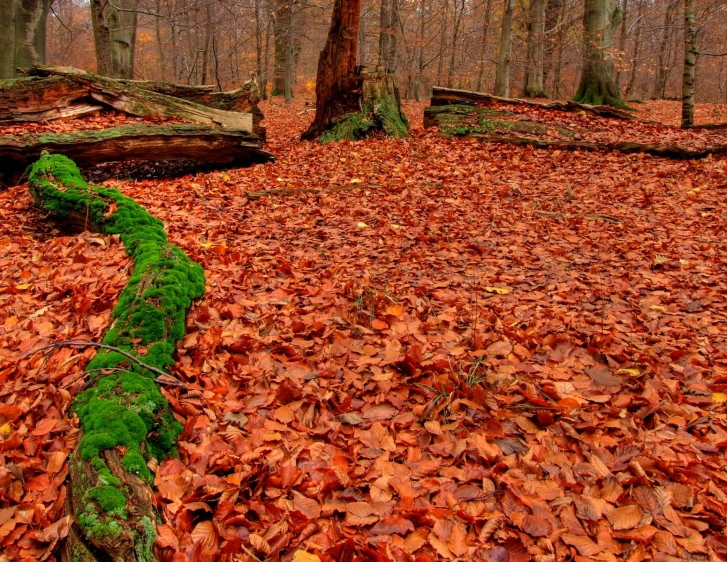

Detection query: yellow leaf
xmin=350 ymin=178 xmax=362 ymax=184
xmin=221 ymin=173 xmax=231 ymax=181
xmin=484 ymin=286 xmax=509 ymax=295
xmin=385 ymin=304 xmax=404 ymax=316
xmin=357 ymin=222 xmax=369 ymax=228
xmin=200 ymin=241 xmax=227 ymax=249
xmin=292 ymin=551 xmax=322 ymax=562
xmin=0 ymin=423 xmax=11 ymax=437
xmin=616 ymin=368 xmax=641 ymax=377
xmin=15 ymin=283 xmax=31 ymax=290
xmin=390 ymin=224 xmax=403 ymax=230
xmin=712 ymin=393 xmax=727 ymax=403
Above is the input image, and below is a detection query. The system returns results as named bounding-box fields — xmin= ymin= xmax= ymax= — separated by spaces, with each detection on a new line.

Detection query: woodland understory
xmin=1 ymin=99 xmax=727 ymax=562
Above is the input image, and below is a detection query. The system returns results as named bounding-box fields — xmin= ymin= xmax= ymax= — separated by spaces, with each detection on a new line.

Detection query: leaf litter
xmin=0 ymin=99 xmax=726 ymax=561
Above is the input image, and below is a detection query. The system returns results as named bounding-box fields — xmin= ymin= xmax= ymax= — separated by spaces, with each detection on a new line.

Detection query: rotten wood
xmin=429 ymin=86 xmax=642 ymax=121
xmin=0 ymin=123 xmax=272 ymax=186
xmin=2 ymin=66 xmax=261 ymax=133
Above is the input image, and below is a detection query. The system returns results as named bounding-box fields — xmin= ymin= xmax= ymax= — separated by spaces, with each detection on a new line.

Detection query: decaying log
xmin=2 ymin=66 xmax=260 ymax=133
xmin=0 ymin=124 xmax=273 ymax=185
xmin=429 ymin=86 xmax=641 ymax=121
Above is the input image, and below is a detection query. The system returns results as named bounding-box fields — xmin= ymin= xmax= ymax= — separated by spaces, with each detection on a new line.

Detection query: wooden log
xmin=2 ymin=67 xmax=259 ymax=133
xmin=0 ymin=123 xmax=273 ymax=186
xmin=429 ymin=86 xmax=641 ymax=121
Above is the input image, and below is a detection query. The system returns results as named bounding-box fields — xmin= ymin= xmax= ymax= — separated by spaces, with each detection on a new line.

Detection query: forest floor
xmin=1 ymin=99 xmax=726 ymax=562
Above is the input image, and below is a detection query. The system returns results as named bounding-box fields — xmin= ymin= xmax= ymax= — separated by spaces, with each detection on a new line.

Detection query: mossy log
xmin=1 ymin=66 xmax=259 ymax=133
xmin=0 ymin=123 xmax=273 ymax=186
xmin=429 ymin=86 xmax=639 ymax=121
xmin=28 ymin=152 xmax=205 ymax=562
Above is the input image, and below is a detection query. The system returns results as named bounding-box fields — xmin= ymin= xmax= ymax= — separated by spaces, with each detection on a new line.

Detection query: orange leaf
xmin=607 ymin=504 xmax=643 ymax=530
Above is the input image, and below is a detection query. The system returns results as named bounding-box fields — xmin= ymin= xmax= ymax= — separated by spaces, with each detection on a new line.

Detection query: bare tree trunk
xmin=524 ymin=0 xmax=546 ymax=97
xmin=379 ymin=0 xmax=397 ymax=73
xmin=681 ymin=0 xmax=696 ymax=127
xmin=284 ymin=0 xmax=293 ymax=101
xmin=447 ymin=0 xmax=465 ymax=88
xmin=90 ymin=0 xmax=138 ymax=79
xmin=201 ymin=3 xmax=213 ymax=86
xmin=359 ymin=2 xmax=367 ymax=64
xmin=494 ymin=0 xmax=514 ymax=97
xmin=475 ymin=0 xmax=493 ymax=92
xmin=155 ymin=0 xmax=166 ymax=82
xmin=255 ymin=0 xmax=267 ymax=98
xmin=572 ymin=0 xmax=625 ymax=107
xmin=302 ymin=0 xmax=361 ymax=139
xmin=0 ymin=0 xmax=51 ymax=78
xmin=652 ymin=0 xmax=678 ymax=99
xmin=615 ymin=0 xmax=628 ymax=88
xmin=624 ymin=0 xmax=643 ymax=98
xmin=414 ymin=0 xmax=427 ymax=100
xmin=435 ymin=0 xmax=449 ymax=85
xmin=272 ymin=0 xmax=290 ymax=95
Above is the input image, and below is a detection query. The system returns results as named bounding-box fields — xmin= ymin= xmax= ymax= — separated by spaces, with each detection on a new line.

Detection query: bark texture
xmin=573 ymin=0 xmax=626 ymax=107
xmin=272 ymin=0 xmax=292 ymax=97
xmin=90 ymin=0 xmax=139 ymax=79
xmin=302 ymin=0 xmax=362 ymax=139
xmin=0 ymin=124 xmax=272 ymax=185
xmin=1 ymin=67 xmax=259 ymax=132
xmin=524 ymin=0 xmax=547 ymax=98
xmin=0 ymin=0 xmax=52 ymax=78
xmin=681 ymin=0 xmax=696 ymax=128
xmin=494 ymin=0 xmax=515 ymax=97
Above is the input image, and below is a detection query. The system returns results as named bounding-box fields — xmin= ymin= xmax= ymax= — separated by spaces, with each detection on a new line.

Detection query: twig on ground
xmin=24 ymin=340 xmax=187 ymax=387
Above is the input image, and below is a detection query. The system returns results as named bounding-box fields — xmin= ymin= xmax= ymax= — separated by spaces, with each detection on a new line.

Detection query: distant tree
xmin=681 ymin=0 xmax=696 ymax=126
xmin=0 ymin=0 xmax=52 ymax=79
xmin=524 ymin=0 xmax=547 ymax=97
xmin=90 ymin=0 xmax=138 ymax=78
xmin=494 ymin=0 xmax=514 ymax=97
xmin=572 ymin=0 xmax=627 ymax=107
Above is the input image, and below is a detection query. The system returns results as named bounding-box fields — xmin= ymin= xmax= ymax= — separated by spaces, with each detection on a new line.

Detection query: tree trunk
xmin=255 ymin=0 xmax=267 ymax=98
xmin=284 ymin=0 xmax=294 ymax=101
xmin=435 ymin=0 xmax=448 ymax=85
xmin=302 ymin=0 xmax=361 ymax=139
xmin=413 ymin=0 xmax=427 ymax=100
xmin=447 ymin=0 xmax=465 ymax=88
xmin=0 ymin=0 xmax=51 ymax=79
xmin=475 ymin=0 xmax=493 ymax=92
xmin=681 ymin=0 xmax=696 ymax=127
xmin=615 ymin=0 xmax=628 ymax=88
xmin=524 ymin=0 xmax=547 ymax=97
xmin=90 ymin=0 xmax=138 ymax=79
xmin=651 ymin=0 xmax=678 ymax=99
xmin=379 ymin=0 xmax=397 ymax=73
xmin=272 ymin=0 xmax=290 ymax=96
xmin=572 ymin=0 xmax=626 ymax=107
xmin=624 ymin=0 xmax=643 ymax=98
xmin=494 ymin=0 xmax=514 ymax=97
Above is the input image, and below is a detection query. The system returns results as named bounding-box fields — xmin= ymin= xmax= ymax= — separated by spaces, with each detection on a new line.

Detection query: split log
xmin=0 ymin=124 xmax=273 ymax=186
xmin=429 ymin=86 xmax=641 ymax=121
xmin=1 ymin=67 xmax=260 ymax=133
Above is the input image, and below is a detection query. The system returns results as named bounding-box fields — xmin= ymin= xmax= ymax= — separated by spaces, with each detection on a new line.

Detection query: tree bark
xmin=494 ymin=0 xmax=514 ymax=97
xmin=624 ymin=0 xmax=643 ymax=98
xmin=615 ymin=0 xmax=628 ymax=88
xmin=2 ymin=68 xmax=259 ymax=131
xmin=524 ymin=0 xmax=547 ymax=97
xmin=681 ymin=0 xmax=696 ymax=127
xmin=0 ymin=0 xmax=52 ymax=79
xmin=0 ymin=123 xmax=272 ymax=184
xmin=447 ymin=0 xmax=465 ymax=88
xmin=90 ymin=0 xmax=138 ymax=79
xmin=301 ymin=0 xmax=361 ymax=139
xmin=572 ymin=0 xmax=626 ymax=107
xmin=475 ymin=0 xmax=493 ymax=92
xmin=651 ymin=0 xmax=679 ymax=99
xmin=272 ymin=0 xmax=291 ymax=96
xmin=379 ymin=0 xmax=397 ymax=73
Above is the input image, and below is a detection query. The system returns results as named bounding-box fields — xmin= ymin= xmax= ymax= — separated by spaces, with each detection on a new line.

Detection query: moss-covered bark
xmin=28 ymin=152 xmax=205 ymax=562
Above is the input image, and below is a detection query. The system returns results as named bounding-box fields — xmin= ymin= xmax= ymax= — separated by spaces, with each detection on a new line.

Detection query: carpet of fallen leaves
xmin=1 ymin=99 xmax=727 ymax=562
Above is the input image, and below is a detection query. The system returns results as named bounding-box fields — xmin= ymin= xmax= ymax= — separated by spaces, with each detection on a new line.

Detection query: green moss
xmin=28 ymin=153 xmax=204 ymax=548
xmin=133 ymin=516 xmax=156 ymax=562
xmin=320 ymin=112 xmax=374 ymax=143
xmin=86 ymin=486 xmax=127 ymax=515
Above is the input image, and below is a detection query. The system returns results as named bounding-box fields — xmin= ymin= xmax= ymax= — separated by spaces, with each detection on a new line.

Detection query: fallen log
xmin=1 ymin=67 xmax=258 ymax=133
xmin=429 ymin=86 xmax=641 ymax=121
xmin=28 ymin=152 xmax=205 ymax=562
xmin=0 ymin=123 xmax=273 ymax=186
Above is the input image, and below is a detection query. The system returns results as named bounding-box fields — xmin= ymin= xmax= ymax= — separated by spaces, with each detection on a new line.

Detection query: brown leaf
xmin=607 ymin=504 xmax=643 ymax=530
xmin=293 ymin=491 xmax=321 ymax=519
xmin=561 ymin=533 xmax=605 ymax=556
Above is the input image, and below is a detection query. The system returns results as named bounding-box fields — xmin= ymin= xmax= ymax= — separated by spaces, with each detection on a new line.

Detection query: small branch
xmin=533 ymin=210 xmax=622 ymax=223
xmin=24 ymin=340 xmax=186 ymax=386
